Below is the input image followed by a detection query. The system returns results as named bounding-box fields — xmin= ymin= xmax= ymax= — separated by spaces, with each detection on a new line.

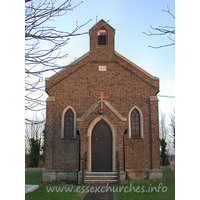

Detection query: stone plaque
xmin=99 ymin=66 xmax=107 ymax=71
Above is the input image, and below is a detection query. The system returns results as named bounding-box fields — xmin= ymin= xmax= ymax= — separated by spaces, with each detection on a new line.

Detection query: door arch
xmin=87 ymin=115 xmax=116 ymax=172
xmin=92 ymin=120 xmax=112 ymax=171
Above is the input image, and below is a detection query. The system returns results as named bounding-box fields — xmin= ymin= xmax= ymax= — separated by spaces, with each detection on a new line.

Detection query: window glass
xmin=64 ymin=109 xmax=74 ymax=138
xmin=131 ymin=109 xmax=141 ymax=137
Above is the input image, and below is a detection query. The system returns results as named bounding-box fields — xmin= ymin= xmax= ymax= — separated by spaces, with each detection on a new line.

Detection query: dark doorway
xmin=92 ymin=120 xmax=112 ymax=171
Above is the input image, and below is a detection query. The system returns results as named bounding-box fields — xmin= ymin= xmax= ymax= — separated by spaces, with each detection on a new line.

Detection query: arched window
xmin=131 ymin=109 xmax=140 ymax=137
xmin=61 ymin=106 xmax=76 ymax=139
xmin=129 ymin=106 xmax=143 ymax=138
xmin=97 ymin=27 xmax=107 ymax=45
xmin=64 ymin=109 xmax=74 ymax=138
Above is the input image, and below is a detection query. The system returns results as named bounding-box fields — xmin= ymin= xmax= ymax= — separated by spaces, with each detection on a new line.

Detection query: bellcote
xmin=89 ymin=19 xmax=115 ymax=56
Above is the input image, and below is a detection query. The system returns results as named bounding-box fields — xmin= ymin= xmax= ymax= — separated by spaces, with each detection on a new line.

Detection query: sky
xmin=28 ymin=0 xmax=175 ymax=122
xmin=2 ymin=1 xmax=200 ymax=198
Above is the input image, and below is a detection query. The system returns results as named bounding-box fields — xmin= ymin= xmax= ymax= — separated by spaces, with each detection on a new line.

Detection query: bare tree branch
xmin=160 ymin=112 xmax=168 ymax=140
xmin=25 ymin=118 xmax=46 ymax=125
xmin=162 ymin=5 xmax=175 ymax=19
xmin=148 ymin=43 xmax=175 ymax=49
xmin=169 ymin=108 xmax=175 ymax=150
xmin=25 ymin=0 xmax=92 ymax=122
xmin=143 ymin=5 xmax=175 ymax=49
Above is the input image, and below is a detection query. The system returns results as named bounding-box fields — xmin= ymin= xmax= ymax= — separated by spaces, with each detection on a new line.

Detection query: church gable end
xmin=43 ymin=19 xmax=162 ymax=183
xmin=46 ymin=20 xmax=158 ymax=94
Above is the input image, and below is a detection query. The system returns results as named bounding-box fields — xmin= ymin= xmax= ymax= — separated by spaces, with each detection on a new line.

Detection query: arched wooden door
xmin=92 ymin=120 xmax=112 ymax=172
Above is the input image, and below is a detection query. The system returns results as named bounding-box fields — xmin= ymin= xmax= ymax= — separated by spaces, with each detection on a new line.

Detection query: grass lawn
xmin=115 ymin=166 xmax=175 ymax=200
xmin=25 ymin=170 xmax=84 ymax=200
xmin=25 ymin=166 xmax=174 ymax=200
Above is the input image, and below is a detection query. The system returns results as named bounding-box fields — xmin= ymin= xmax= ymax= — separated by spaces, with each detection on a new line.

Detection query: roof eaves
xmin=45 ymin=51 xmax=90 ymax=81
xmin=114 ymin=51 xmax=159 ymax=80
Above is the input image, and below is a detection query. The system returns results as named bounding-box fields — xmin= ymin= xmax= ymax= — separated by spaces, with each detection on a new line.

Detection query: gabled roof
xmin=114 ymin=51 xmax=159 ymax=90
xmin=46 ymin=52 xmax=89 ymax=81
xmin=46 ymin=50 xmax=159 ymax=92
xmin=89 ymin=19 xmax=115 ymax=32
xmin=45 ymin=52 xmax=90 ymax=92
xmin=46 ymin=19 xmax=159 ymax=93
xmin=114 ymin=51 xmax=159 ymax=80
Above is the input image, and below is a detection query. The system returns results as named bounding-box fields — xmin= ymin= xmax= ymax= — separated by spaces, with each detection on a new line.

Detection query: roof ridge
xmin=89 ymin=19 xmax=115 ymax=32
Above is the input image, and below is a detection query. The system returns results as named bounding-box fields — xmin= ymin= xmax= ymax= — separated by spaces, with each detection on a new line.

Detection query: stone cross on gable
xmin=97 ymin=92 xmax=107 ymax=110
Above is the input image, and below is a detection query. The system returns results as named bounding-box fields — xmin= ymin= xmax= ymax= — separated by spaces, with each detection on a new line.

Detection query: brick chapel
xmin=43 ymin=19 xmax=162 ymax=183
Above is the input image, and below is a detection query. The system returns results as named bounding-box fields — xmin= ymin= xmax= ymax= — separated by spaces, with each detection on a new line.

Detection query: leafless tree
xmin=25 ymin=121 xmax=44 ymax=148
xmin=169 ymin=107 xmax=175 ymax=150
xmin=160 ymin=112 xmax=168 ymax=140
xmin=143 ymin=5 xmax=175 ymax=49
xmin=159 ymin=112 xmax=169 ymax=165
xmin=25 ymin=120 xmax=44 ymax=161
xmin=25 ymin=117 xmax=45 ymax=167
xmin=25 ymin=0 xmax=92 ymax=123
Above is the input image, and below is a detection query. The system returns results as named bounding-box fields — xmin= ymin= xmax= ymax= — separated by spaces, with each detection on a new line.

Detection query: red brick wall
xmin=150 ymin=97 xmax=160 ymax=169
xmin=45 ymin=20 xmax=160 ymax=172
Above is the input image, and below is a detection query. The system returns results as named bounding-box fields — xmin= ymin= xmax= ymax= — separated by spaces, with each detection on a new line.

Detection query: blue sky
xmin=2 ymin=1 xmax=200 ymax=197
xmin=49 ymin=0 xmax=175 ymax=118
xmin=24 ymin=0 xmax=175 ymax=121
